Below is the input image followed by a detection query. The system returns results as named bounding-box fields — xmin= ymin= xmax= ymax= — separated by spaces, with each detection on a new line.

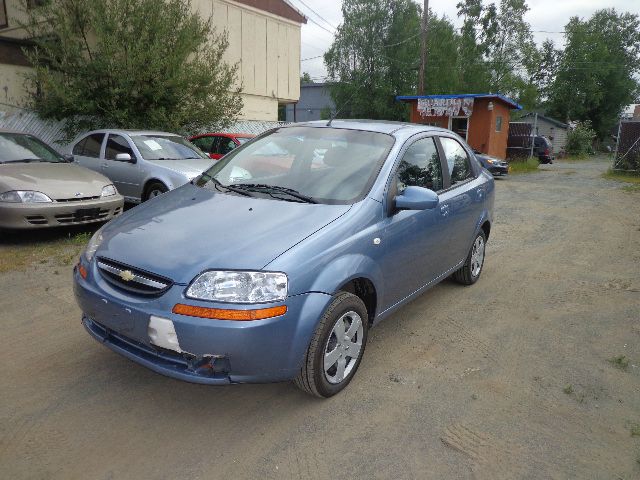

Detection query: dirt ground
xmin=1 ymin=156 xmax=639 ymax=480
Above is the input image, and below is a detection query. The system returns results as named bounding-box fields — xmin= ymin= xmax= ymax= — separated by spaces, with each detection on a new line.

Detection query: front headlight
xmin=487 ymin=159 xmax=499 ymax=165
xmin=101 ymin=184 xmax=117 ymax=197
xmin=0 ymin=190 xmax=53 ymax=203
xmin=186 ymin=271 xmax=288 ymax=303
xmin=84 ymin=228 xmax=105 ymax=262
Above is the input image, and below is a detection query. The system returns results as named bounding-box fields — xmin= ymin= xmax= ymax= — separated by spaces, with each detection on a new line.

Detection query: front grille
xmin=55 ymin=208 xmax=110 ymax=224
xmin=56 ymin=196 xmax=101 ymax=203
xmin=96 ymin=257 xmax=173 ymax=295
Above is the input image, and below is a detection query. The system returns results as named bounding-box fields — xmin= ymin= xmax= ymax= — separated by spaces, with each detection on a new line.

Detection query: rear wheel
xmin=143 ymin=182 xmax=168 ymax=201
xmin=294 ymin=292 xmax=368 ymax=398
xmin=453 ymin=230 xmax=486 ymax=285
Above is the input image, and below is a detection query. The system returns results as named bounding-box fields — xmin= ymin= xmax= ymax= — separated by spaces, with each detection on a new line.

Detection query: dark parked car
xmin=74 ymin=120 xmax=494 ymax=398
xmin=473 ymin=151 xmax=509 ymax=176
xmin=507 ymin=135 xmax=554 ymax=164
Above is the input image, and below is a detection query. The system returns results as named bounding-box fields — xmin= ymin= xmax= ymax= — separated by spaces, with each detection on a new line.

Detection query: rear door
xmin=72 ymin=133 xmax=105 ymax=173
xmin=436 ymin=136 xmax=484 ymax=268
xmin=103 ymin=134 xmax=143 ymax=199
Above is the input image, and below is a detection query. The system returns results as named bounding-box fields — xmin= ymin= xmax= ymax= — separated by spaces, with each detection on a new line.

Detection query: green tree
xmin=422 ymin=14 xmax=463 ymax=94
xmin=300 ymin=72 xmax=313 ymax=84
xmin=324 ymin=0 xmax=421 ymax=120
xmin=547 ymin=9 xmax=640 ymax=139
xmin=21 ymin=0 xmax=242 ymax=140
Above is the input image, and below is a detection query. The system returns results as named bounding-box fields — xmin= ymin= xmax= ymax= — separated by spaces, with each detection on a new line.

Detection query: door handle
xmin=440 ymin=204 xmax=450 ymax=217
xmin=101 ymin=162 xmax=108 ymax=169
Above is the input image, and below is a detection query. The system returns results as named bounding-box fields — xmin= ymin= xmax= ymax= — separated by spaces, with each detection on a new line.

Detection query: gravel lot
xmin=1 ymin=157 xmax=639 ymax=479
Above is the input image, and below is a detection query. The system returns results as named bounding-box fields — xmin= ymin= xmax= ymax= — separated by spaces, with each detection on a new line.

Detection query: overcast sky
xmin=290 ymin=0 xmax=640 ymax=81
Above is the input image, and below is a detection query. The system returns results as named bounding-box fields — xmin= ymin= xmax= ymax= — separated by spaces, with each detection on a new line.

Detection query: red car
xmin=189 ymin=133 xmax=255 ymax=160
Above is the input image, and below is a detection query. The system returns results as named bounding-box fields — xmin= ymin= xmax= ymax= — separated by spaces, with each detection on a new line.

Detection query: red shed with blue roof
xmin=397 ymin=93 xmax=522 ymax=160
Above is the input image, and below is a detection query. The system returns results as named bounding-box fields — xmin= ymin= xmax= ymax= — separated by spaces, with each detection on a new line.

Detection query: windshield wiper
xmin=2 ymin=158 xmax=46 ymax=163
xmin=197 ymin=173 xmax=254 ymax=197
xmin=230 ymin=183 xmax=317 ymax=204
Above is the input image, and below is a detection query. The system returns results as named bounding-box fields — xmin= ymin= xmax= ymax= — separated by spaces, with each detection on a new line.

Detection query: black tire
xmin=453 ymin=230 xmax=487 ymax=285
xmin=294 ymin=292 xmax=369 ymax=398
xmin=143 ymin=181 xmax=168 ymax=201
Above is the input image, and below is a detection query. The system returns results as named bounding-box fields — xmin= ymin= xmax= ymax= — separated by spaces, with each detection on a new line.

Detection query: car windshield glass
xmin=195 ymin=127 xmax=395 ymax=204
xmin=131 ymin=135 xmax=208 ymax=160
xmin=237 ymin=137 xmax=252 ymax=145
xmin=0 ymin=133 xmax=63 ymax=163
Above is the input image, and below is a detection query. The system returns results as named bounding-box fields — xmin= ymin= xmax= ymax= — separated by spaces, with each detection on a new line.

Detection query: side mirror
xmin=395 ymin=186 xmax=439 ymax=211
xmin=62 ymin=154 xmax=74 ymax=163
xmin=115 ymin=153 xmax=134 ymax=162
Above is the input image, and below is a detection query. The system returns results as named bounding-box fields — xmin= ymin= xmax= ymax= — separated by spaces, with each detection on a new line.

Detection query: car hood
xmin=97 ymin=183 xmax=351 ymax=284
xmin=146 ymin=159 xmax=215 ymax=179
xmin=0 ymin=162 xmax=110 ymax=200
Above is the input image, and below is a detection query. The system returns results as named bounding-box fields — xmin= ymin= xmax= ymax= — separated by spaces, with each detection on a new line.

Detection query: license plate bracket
xmin=74 ymin=207 xmax=101 ymax=219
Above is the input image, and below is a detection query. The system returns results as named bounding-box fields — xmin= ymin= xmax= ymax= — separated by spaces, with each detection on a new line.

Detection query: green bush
xmin=565 ymin=121 xmax=596 ymax=158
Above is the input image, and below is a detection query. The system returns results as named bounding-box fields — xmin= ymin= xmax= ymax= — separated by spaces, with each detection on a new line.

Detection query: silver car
xmin=70 ymin=130 xmax=214 ymax=203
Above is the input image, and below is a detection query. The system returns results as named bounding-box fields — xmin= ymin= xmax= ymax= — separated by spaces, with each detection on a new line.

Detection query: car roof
xmin=286 ymin=119 xmax=449 ymax=137
xmin=83 ymin=129 xmax=181 ymax=137
xmin=191 ymin=132 xmax=255 ymax=138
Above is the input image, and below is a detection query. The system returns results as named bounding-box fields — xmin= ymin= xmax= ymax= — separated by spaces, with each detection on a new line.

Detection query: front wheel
xmin=294 ymin=292 xmax=368 ymax=398
xmin=143 ymin=181 xmax=168 ymax=201
xmin=453 ymin=230 xmax=487 ymax=285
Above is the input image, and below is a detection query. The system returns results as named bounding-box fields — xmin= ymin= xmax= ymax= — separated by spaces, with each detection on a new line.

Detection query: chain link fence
xmin=613 ymin=119 xmax=640 ymax=172
xmin=0 ymin=107 xmax=289 ymax=150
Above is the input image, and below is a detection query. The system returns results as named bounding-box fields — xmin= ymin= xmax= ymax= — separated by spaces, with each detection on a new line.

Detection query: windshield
xmin=0 ymin=133 xmax=64 ymax=163
xmin=131 ymin=135 xmax=208 ymax=160
xmin=195 ymin=127 xmax=395 ymax=204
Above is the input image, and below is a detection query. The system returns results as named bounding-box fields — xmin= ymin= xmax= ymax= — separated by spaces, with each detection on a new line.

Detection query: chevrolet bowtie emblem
xmin=119 ymin=270 xmax=135 ymax=282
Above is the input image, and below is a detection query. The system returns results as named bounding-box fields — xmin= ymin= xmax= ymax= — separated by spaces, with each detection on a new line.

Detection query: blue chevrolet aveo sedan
xmin=74 ymin=120 xmax=494 ymax=397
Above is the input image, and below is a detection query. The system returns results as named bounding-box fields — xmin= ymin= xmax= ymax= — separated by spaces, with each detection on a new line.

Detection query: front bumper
xmin=487 ymin=164 xmax=509 ymax=175
xmin=0 ymin=195 xmax=124 ymax=229
xmin=74 ymin=262 xmax=333 ymax=384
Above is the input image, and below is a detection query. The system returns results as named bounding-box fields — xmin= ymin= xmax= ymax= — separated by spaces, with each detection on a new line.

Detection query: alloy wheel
xmin=470 ymin=235 xmax=485 ymax=278
xmin=323 ymin=310 xmax=363 ymax=384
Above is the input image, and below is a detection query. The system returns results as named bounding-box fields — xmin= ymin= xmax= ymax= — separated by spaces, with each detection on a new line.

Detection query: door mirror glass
xmin=115 ymin=153 xmax=133 ymax=162
xmin=395 ymin=186 xmax=439 ymax=210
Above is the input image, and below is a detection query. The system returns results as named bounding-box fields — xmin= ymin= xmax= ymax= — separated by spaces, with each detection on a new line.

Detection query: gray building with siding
xmin=285 ymin=83 xmax=335 ymax=122
xmin=519 ymin=113 xmax=569 ymax=154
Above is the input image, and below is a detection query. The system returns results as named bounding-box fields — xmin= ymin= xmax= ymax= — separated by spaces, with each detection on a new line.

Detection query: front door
xmin=102 ymin=134 xmax=143 ymax=200
xmin=379 ymin=136 xmax=453 ymax=310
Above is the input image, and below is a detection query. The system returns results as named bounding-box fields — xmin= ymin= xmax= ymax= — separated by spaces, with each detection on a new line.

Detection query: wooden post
xmin=418 ymin=0 xmax=429 ymax=95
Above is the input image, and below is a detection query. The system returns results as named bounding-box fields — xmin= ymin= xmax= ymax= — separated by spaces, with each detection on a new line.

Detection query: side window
xmin=82 ymin=133 xmax=105 ymax=158
xmin=396 ymin=137 xmax=443 ymax=192
xmin=192 ymin=136 xmax=214 ymax=153
xmin=72 ymin=137 xmax=87 ymax=155
xmin=219 ymin=137 xmax=237 ymax=155
xmin=105 ymin=134 xmax=134 ymax=160
xmin=440 ymin=137 xmax=472 ymax=186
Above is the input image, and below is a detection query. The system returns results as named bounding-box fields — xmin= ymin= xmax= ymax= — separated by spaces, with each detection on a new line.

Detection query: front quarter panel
xmin=266 ymin=198 xmax=386 ymax=319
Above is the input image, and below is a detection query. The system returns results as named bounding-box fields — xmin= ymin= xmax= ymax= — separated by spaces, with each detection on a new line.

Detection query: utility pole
xmin=529 ymin=112 xmax=538 ymax=159
xmin=418 ymin=0 xmax=429 ymax=95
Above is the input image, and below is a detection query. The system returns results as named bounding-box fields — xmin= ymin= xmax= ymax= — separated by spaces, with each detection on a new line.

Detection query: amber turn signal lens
xmin=78 ymin=263 xmax=88 ymax=279
xmin=172 ymin=304 xmax=287 ymax=321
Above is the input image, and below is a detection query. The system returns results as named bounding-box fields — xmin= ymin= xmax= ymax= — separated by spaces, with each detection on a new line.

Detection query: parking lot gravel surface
xmin=1 ymin=157 xmax=639 ymax=479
